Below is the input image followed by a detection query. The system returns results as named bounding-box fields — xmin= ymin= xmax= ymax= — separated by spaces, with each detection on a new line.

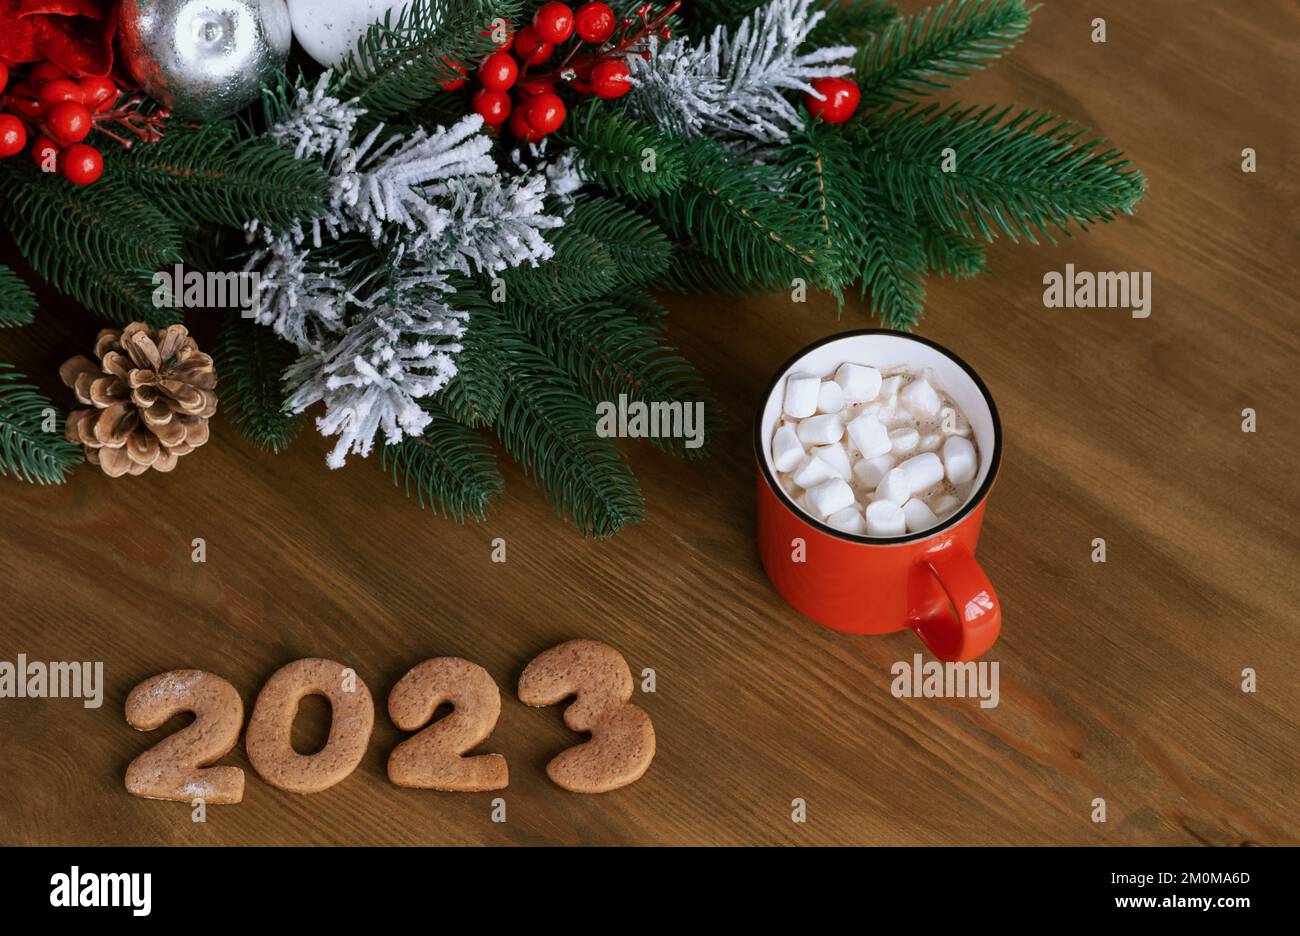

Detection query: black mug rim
xmin=753 ymin=329 xmax=1003 ymax=547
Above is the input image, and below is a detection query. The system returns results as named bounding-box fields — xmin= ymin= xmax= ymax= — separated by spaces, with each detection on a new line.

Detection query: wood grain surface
xmin=1 ymin=0 xmax=1297 ymax=846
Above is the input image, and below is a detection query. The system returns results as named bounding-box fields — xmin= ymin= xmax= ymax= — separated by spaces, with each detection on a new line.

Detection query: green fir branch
xmin=381 ymin=409 xmax=502 ymax=520
xmin=0 ymin=363 xmax=82 ymax=485
xmin=922 ymin=224 xmax=988 ymax=278
xmin=340 ymin=0 xmax=521 ymax=118
xmin=853 ymin=0 xmax=1034 ymax=107
xmin=0 ymin=266 xmax=37 ymax=327
xmin=0 ymin=164 xmax=183 ymax=325
xmin=858 ymin=102 xmax=1147 ymax=244
xmin=212 ymin=313 xmax=303 ymax=453
xmin=646 ymin=139 xmax=829 ymax=291
xmin=620 ymin=287 xmax=670 ymax=328
xmin=784 ymin=118 xmax=876 ymax=293
xmin=559 ymin=103 xmax=687 ymax=199
xmin=439 ymin=286 xmax=510 ymax=428
xmin=508 ymin=297 xmax=718 ymax=457
xmin=109 ymin=121 xmax=329 ymax=230
xmin=492 ymin=321 xmax=644 ymax=537
xmin=687 ymin=0 xmax=771 ymax=35
xmin=858 ymin=201 xmax=928 ymax=328
xmin=806 ymin=0 xmax=899 ymax=49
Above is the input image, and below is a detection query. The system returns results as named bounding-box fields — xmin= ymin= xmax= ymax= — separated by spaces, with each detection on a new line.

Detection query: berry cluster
xmin=452 ymin=1 xmax=676 ymax=142
xmin=0 ymin=58 xmax=168 ymax=185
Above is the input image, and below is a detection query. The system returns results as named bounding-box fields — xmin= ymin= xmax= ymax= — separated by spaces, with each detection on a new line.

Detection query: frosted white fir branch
xmin=282 ymin=277 xmax=467 ymax=469
xmin=626 ymin=0 xmax=855 ymax=143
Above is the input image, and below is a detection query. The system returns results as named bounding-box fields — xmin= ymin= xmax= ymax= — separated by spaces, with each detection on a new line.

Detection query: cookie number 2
xmin=518 ymin=639 xmax=656 ymax=793
xmin=387 ymin=658 xmax=508 ymax=792
xmin=124 ymin=670 xmax=245 ymax=804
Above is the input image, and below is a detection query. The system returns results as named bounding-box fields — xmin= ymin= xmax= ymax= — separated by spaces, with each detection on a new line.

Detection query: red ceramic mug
xmin=754 ymin=330 xmax=1003 ymax=661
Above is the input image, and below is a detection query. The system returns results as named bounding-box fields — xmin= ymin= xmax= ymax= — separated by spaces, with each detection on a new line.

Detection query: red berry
xmin=513 ymin=26 xmax=554 ymax=65
xmin=10 ymin=97 xmax=43 ymax=119
xmin=508 ymin=106 xmax=542 ymax=142
xmin=478 ymin=51 xmax=518 ymax=91
xmin=533 ymin=3 xmax=575 ymax=44
xmin=522 ymin=92 xmax=566 ymax=136
xmin=483 ymin=18 xmax=514 ymax=50
xmin=61 ymin=143 xmax=102 ymax=185
xmin=516 ymin=79 xmax=555 ymax=98
xmin=589 ymin=59 xmax=631 ymax=99
xmin=79 ymin=75 xmax=119 ymax=112
xmin=440 ymin=60 xmax=467 ymax=91
xmin=0 ymin=115 xmax=26 ymax=158
xmin=471 ymin=88 xmax=512 ymax=127
xmin=28 ymin=61 xmax=67 ymax=87
xmin=48 ymin=101 xmax=93 ymax=146
xmin=804 ymin=76 xmax=860 ymax=124
xmin=0 ymin=62 xmax=8 ymax=95
xmin=32 ymin=136 xmax=61 ymax=173
xmin=38 ymin=77 xmax=84 ymax=110
xmin=575 ymin=2 xmax=615 ymax=43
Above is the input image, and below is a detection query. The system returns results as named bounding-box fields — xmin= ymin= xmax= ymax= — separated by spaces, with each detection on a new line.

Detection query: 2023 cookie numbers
xmin=124 ymin=640 xmax=653 ymax=801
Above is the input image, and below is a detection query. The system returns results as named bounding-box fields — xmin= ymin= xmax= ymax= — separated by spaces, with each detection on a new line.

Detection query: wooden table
xmin=2 ymin=0 xmax=1297 ymax=846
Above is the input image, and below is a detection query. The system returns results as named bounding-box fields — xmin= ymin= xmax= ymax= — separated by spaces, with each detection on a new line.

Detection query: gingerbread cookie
xmin=124 ymin=670 xmax=245 ymax=804
xmin=517 ymin=639 xmax=654 ymax=793
xmin=245 ymin=658 xmax=374 ymax=794
xmin=387 ymin=657 xmax=508 ymax=792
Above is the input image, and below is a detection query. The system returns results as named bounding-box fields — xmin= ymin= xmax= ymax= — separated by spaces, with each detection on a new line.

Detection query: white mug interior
xmin=758 ymin=331 xmax=1000 ymax=542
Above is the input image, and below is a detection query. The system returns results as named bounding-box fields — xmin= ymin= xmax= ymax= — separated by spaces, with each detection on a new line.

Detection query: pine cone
xmin=60 ymin=323 xmax=218 ymax=477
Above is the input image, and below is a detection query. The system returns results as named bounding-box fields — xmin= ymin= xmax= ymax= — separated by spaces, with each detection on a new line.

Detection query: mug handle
xmin=912 ymin=545 xmax=1001 ymax=662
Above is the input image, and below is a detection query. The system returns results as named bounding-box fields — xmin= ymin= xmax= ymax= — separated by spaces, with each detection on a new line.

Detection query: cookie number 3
xmin=518 ymin=639 xmax=655 ymax=793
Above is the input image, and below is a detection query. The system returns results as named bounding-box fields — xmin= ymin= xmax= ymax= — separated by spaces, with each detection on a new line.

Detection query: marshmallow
xmin=816 ymin=379 xmax=845 ymax=414
xmin=929 ymin=493 xmax=960 ymax=517
xmin=875 ymin=467 xmax=911 ymax=505
xmin=897 ymin=452 xmax=945 ymax=495
xmin=918 ymin=433 xmax=942 ymax=452
xmin=889 ymin=427 xmax=919 ymax=455
xmin=902 ymin=497 xmax=939 ymax=533
xmin=796 ymin=413 xmax=844 ymax=446
xmin=782 ymin=371 xmax=820 ymax=418
xmin=942 ymin=435 xmax=977 ymax=485
xmin=805 ymin=477 xmax=855 ymax=517
xmin=852 ymin=452 xmax=895 ymax=488
xmin=792 ymin=453 xmax=835 ymax=488
xmin=865 ymin=499 xmax=907 ymax=536
xmin=826 ymin=505 xmax=866 ymax=534
xmin=834 ymin=363 xmax=882 ymax=402
xmin=811 ymin=443 xmax=852 ymax=481
xmin=899 ymin=377 xmax=942 ymax=417
xmin=846 ymin=412 xmax=891 ymax=459
xmin=878 ymin=375 xmax=902 ymax=407
xmin=940 ymin=406 xmax=971 ymax=437
xmin=772 ymin=424 xmax=804 ymax=472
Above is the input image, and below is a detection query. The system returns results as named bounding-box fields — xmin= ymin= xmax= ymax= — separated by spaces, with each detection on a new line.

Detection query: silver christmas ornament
xmin=119 ymin=0 xmax=292 ymax=121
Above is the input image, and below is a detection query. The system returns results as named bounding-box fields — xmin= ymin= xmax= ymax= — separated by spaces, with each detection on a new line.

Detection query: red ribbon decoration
xmin=0 ymin=0 xmax=118 ymax=77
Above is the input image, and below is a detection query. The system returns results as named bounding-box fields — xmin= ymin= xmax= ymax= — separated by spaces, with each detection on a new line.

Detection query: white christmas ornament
xmin=288 ymin=0 xmax=411 ymax=68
